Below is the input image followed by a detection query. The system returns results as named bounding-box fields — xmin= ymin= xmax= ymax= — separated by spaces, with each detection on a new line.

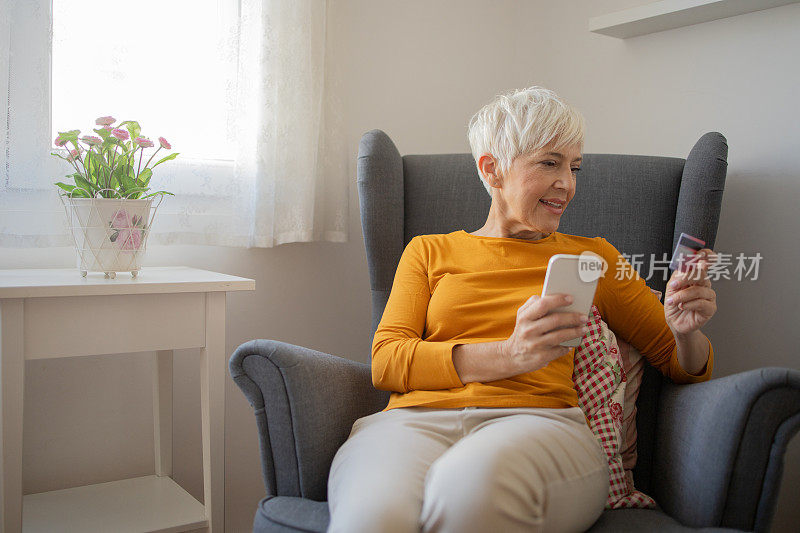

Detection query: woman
xmin=327 ymin=87 xmax=716 ymax=533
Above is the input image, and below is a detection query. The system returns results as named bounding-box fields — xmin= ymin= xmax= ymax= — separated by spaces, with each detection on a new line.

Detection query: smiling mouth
xmin=539 ymin=199 xmax=563 ymax=208
xmin=538 ymin=199 xmax=565 ymax=215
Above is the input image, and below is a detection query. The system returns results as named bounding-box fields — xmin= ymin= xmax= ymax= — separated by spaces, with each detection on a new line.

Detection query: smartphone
xmin=540 ymin=254 xmax=603 ymax=347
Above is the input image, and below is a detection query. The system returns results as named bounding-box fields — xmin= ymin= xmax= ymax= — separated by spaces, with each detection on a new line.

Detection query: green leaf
xmin=138 ymin=168 xmax=152 ymax=187
xmin=93 ymin=150 xmax=111 ymax=176
xmin=97 ymin=148 xmax=111 ymax=168
xmin=73 ymin=174 xmax=97 ymax=196
xmin=124 ymin=186 xmax=150 ymax=200
xmin=111 ymin=162 xmax=125 ymax=179
xmin=119 ymin=120 xmax=141 ymax=140
xmin=111 ymin=155 xmax=128 ymax=180
xmin=82 ymin=154 xmax=98 ymax=190
xmin=94 ymin=127 xmax=115 ymax=145
xmin=151 ymin=152 xmax=179 ymax=168
xmin=54 ymin=182 xmax=76 ymax=193
xmin=123 ymin=176 xmax=137 ymax=192
xmin=84 ymin=152 xmax=97 ymax=183
xmin=107 ymin=170 xmax=119 ymax=190
xmin=66 ymin=187 xmax=90 ymax=198
xmin=57 ymin=129 xmax=81 ymax=142
xmin=119 ymin=167 xmax=137 ymax=193
xmin=142 ymin=190 xmax=174 ymax=198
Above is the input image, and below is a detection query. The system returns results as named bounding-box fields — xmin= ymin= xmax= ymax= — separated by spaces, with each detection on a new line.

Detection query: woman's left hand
xmin=664 ymin=248 xmax=718 ymax=335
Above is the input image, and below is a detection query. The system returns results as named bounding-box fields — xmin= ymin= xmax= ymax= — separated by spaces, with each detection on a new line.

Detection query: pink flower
xmin=110 ymin=209 xmax=132 ymax=229
xmin=158 ymin=137 xmax=171 ymax=149
xmin=103 ymin=125 xmax=113 ymax=131
xmin=67 ymin=149 xmax=80 ymax=162
xmin=54 ymin=135 xmax=67 ymax=147
xmin=609 ymin=401 xmax=623 ymax=423
xmin=81 ymin=135 xmax=102 ymax=146
xmin=95 ymin=116 xmax=116 ymax=126
xmin=111 ymin=128 xmax=130 ymax=141
xmin=117 ymin=227 xmax=143 ymax=250
xmin=134 ymin=137 xmax=154 ymax=148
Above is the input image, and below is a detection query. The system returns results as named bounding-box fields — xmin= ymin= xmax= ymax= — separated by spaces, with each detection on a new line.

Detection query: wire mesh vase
xmin=59 ymin=188 xmax=163 ymax=278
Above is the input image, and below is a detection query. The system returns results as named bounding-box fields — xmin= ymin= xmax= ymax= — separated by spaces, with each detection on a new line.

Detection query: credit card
xmin=670 ymin=232 xmax=706 ymax=272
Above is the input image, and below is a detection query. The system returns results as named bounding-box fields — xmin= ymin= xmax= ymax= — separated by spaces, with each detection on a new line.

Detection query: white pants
xmin=326 ymin=405 xmax=609 ymax=533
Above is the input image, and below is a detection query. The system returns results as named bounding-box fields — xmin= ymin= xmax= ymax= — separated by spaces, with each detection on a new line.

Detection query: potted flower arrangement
xmin=53 ymin=116 xmax=176 ymax=278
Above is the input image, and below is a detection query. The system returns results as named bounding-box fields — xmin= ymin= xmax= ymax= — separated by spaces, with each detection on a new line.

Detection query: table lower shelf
xmin=22 ymin=474 xmax=207 ymax=533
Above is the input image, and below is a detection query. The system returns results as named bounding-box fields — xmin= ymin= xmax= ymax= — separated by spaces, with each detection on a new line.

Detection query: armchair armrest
xmin=229 ymin=339 xmax=389 ymax=501
xmin=653 ymin=366 xmax=800 ymax=531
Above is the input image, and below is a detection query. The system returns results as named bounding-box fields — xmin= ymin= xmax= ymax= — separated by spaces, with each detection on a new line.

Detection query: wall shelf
xmin=589 ymin=0 xmax=800 ymax=39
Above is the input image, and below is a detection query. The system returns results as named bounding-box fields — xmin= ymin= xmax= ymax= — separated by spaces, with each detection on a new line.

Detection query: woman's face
xmin=494 ymin=142 xmax=582 ymax=237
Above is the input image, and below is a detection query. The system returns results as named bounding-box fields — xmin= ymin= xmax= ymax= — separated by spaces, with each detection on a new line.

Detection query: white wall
xmin=3 ymin=1 xmax=798 ymax=531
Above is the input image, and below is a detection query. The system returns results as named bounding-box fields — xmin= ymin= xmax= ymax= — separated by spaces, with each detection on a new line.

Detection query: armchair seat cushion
xmin=253 ymin=496 xmax=740 ymax=533
xmin=255 ymin=496 xmax=330 ymax=533
xmin=588 ymin=508 xmax=739 ymax=532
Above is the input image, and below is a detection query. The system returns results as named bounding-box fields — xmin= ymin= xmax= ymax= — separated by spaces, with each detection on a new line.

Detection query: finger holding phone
xmin=501 ymin=293 xmax=589 ymax=375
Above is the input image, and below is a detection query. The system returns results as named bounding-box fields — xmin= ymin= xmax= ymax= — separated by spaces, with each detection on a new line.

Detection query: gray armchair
xmin=230 ymin=130 xmax=800 ymax=532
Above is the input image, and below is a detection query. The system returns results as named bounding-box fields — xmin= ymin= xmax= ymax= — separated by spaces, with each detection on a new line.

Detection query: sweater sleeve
xmin=594 ymin=238 xmax=713 ymax=384
xmin=371 ymin=236 xmax=465 ymax=393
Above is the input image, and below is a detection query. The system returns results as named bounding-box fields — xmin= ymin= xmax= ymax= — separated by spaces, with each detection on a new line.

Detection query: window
xmin=2 ymin=0 xmax=347 ymax=248
xmin=52 ymin=0 xmax=238 ymax=162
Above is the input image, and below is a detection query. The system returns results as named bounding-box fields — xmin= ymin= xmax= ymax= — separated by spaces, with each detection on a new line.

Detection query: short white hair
xmin=467 ymin=86 xmax=586 ymax=196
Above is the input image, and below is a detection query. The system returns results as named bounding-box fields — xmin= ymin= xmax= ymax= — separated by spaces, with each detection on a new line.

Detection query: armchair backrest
xmin=357 ymin=129 xmax=727 ymax=494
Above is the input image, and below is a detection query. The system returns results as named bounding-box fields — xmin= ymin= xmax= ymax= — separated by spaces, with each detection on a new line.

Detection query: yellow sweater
xmin=372 ymin=230 xmax=713 ymax=411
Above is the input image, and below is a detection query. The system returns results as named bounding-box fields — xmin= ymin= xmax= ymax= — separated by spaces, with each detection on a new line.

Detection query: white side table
xmin=0 ymin=266 xmax=255 ymax=533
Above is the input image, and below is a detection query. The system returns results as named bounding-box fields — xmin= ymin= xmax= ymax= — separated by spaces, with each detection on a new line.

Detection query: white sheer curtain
xmin=0 ymin=0 xmax=348 ymax=249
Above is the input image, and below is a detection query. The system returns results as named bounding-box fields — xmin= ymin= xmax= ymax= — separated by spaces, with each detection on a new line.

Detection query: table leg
xmin=200 ymin=292 xmax=225 ymax=532
xmin=153 ymin=350 xmax=173 ymax=477
xmin=1 ymin=299 xmax=25 ymax=533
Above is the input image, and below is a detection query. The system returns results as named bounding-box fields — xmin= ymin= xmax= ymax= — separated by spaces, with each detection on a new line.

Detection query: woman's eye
xmin=572 ymin=168 xmax=581 ymax=173
xmin=543 ymin=161 xmax=556 ymax=167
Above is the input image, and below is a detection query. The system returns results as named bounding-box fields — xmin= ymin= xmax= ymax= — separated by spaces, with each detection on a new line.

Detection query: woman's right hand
xmin=501 ymin=294 xmax=589 ymax=376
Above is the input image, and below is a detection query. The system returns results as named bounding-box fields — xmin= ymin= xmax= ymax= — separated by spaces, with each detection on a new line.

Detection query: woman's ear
xmin=478 ymin=154 xmax=500 ymax=187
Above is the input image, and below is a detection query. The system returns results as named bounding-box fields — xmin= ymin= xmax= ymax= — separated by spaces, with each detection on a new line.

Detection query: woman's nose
xmin=553 ymin=169 xmax=572 ymax=189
